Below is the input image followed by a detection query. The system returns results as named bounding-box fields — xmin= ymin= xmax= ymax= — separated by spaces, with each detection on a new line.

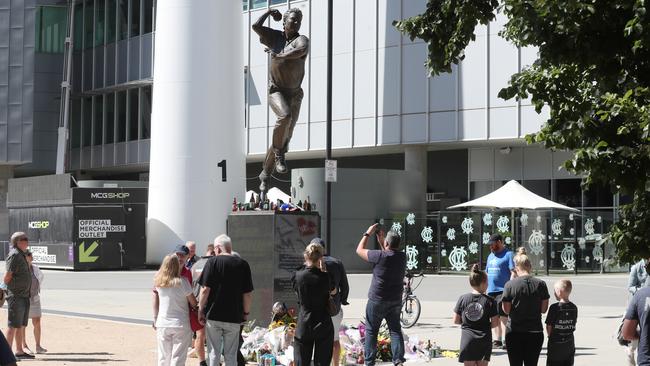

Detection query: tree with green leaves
xmin=394 ymin=1 xmax=650 ymax=263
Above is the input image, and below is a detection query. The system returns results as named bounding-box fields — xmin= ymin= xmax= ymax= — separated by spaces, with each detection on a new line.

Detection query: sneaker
xmin=274 ymin=154 xmax=287 ymax=174
xmin=492 ymin=340 xmax=503 ymax=348
xmin=15 ymin=353 xmax=35 ymax=359
xmin=36 ymin=346 xmax=47 ymax=354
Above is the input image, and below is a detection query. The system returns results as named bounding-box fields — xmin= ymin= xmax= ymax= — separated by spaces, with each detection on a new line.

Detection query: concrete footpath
xmin=0 ymin=266 xmax=634 ymax=365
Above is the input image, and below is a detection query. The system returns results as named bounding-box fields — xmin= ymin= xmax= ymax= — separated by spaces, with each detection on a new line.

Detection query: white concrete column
xmin=404 ymin=145 xmax=428 ymax=215
xmin=147 ymin=0 xmax=245 ymax=264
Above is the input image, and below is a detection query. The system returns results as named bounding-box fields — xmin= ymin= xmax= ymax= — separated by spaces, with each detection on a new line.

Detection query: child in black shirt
xmin=545 ymin=279 xmax=578 ymax=366
xmin=453 ymin=264 xmax=499 ymax=365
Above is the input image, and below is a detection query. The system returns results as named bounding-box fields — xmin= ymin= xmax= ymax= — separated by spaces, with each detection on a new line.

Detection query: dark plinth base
xmin=228 ymin=210 xmax=320 ymax=326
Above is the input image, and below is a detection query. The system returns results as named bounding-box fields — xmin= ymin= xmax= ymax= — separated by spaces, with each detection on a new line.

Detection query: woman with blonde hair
xmin=153 ymin=254 xmax=198 ymax=366
xmin=291 ymin=243 xmax=334 ymax=366
xmin=501 ymin=247 xmax=550 ymax=366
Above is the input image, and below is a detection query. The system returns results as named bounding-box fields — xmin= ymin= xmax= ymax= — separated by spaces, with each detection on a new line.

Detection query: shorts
xmin=7 ymin=296 xmax=30 ymax=328
xmin=488 ymin=292 xmax=507 ymax=317
xmin=331 ymin=308 xmax=343 ymax=341
xmin=29 ymin=297 xmax=42 ymax=318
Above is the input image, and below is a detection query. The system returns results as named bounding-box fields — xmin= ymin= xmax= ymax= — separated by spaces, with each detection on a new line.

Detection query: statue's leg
xmin=268 ymin=91 xmax=292 ymax=174
xmin=280 ymin=89 xmax=304 ymax=154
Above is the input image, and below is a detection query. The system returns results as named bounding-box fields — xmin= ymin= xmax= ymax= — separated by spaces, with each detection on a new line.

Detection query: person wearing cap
xmin=356 ymin=223 xmax=406 ymax=366
xmin=485 ymin=233 xmax=516 ymax=349
xmin=310 ymin=238 xmax=349 ymax=366
xmin=198 ymin=234 xmax=253 ymax=366
xmin=185 ymin=241 xmax=199 ymax=270
xmin=3 ymin=232 xmax=34 ymax=359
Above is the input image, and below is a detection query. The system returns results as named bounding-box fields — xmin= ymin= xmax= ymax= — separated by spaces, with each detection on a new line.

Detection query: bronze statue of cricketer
xmin=252 ymin=8 xmax=309 ymax=192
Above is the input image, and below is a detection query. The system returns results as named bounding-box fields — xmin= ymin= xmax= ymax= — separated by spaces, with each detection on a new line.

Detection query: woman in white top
xmin=153 ymin=254 xmax=198 ymax=366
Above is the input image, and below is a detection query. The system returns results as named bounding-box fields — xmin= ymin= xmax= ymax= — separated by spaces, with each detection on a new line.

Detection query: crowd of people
xmin=0 ymin=225 xmax=646 ymax=366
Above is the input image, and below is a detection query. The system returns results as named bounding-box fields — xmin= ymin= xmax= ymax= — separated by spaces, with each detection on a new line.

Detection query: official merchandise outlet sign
xmin=78 ymin=219 xmax=127 ymax=238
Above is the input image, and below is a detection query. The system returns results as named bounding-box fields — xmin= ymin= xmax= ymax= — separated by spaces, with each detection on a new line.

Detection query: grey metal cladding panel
xmin=8 ymin=142 xmax=20 ymax=161
xmin=94 ymin=46 xmax=104 ymax=89
xmin=0 ymin=1 xmax=8 ymax=10
xmin=117 ymin=40 xmax=127 ymax=84
xmin=0 ymin=48 xmax=7 ymax=84
xmin=34 ymin=91 xmax=58 ymax=112
xmin=138 ymin=138 xmax=149 ymax=163
xmin=9 ymin=31 xmax=23 ymax=65
xmin=127 ymin=140 xmax=138 ymax=164
xmin=0 ymin=86 xmax=6 ymax=116
xmin=22 ymin=46 xmax=33 ymax=84
xmin=10 ymin=0 xmax=25 ymax=28
xmin=128 ymin=38 xmax=139 ymax=81
xmin=8 ymin=66 xmax=22 ymax=103
xmin=91 ymin=145 xmax=101 ymax=168
xmin=115 ymin=141 xmax=126 ymax=165
xmin=0 ymin=11 xmax=9 ymax=46
xmin=23 ymin=7 xmax=34 ymax=47
xmin=21 ymin=82 xmax=32 ymax=118
xmin=141 ymin=33 xmax=152 ymax=79
xmin=8 ymin=104 xmax=22 ymax=140
xmin=102 ymin=144 xmax=114 ymax=166
xmin=80 ymin=146 xmax=91 ymax=169
xmin=0 ymin=125 xmax=7 ymax=160
xmin=21 ymin=123 xmax=32 ymax=161
xmin=7 ymin=174 xmax=73 ymax=207
xmin=105 ymin=43 xmax=115 ymax=86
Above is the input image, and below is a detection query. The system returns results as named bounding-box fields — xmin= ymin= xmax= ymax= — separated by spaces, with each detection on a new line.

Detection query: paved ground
xmin=0 ymin=263 xmax=634 ymax=365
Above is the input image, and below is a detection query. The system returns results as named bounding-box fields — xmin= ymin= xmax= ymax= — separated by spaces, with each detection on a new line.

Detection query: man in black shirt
xmin=198 ymin=234 xmax=254 ymax=366
xmin=546 ymin=279 xmax=578 ymax=366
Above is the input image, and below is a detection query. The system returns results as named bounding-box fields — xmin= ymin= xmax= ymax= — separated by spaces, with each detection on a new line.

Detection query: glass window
xmin=71 ymin=98 xmax=81 ymax=149
xmin=470 ymin=181 xmax=493 ymax=200
xmin=143 ymin=0 xmax=153 ymax=33
xmin=35 ymin=6 xmax=67 ymax=53
xmin=105 ymin=93 xmax=115 ymax=144
xmin=523 ymin=180 xmax=551 ymax=200
xmin=118 ymin=0 xmax=128 ymax=40
xmin=270 ymin=0 xmax=285 ymax=5
xmin=74 ymin=3 xmax=84 ymax=50
xmin=106 ymin=0 xmax=116 ymax=43
xmin=554 ymin=179 xmax=581 ymax=208
xmin=130 ymin=0 xmax=140 ymax=37
xmin=94 ymin=95 xmax=103 ymax=145
xmin=84 ymin=0 xmax=94 ymax=49
xmin=128 ymin=88 xmax=139 ymax=141
xmin=251 ymin=0 xmax=266 ymax=9
xmin=82 ymin=97 xmax=93 ymax=147
xmin=584 ymin=183 xmax=614 ymax=208
xmin=141 ymin=86 xmax=151 ymax=139
xmin=95 ymin=0 xmax=105 ymax=46
xmin=116 ymin=91 xmax=127 ymax=142
xmin=243 ymin=0 xmax=248 ymax=11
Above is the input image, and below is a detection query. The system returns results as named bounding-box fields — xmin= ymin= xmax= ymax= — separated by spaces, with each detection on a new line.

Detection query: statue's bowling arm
xmin=252 ymin=9 xmax=278 ymax=36
xmin=275 ymin=36 xmax=309 ymax=60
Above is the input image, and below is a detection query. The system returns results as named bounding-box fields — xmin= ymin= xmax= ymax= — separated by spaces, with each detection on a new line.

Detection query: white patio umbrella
xmin=447 ymin=180 xmax=578 ymax=245
xmin=448 ymin=180 xmax=579 ymax=212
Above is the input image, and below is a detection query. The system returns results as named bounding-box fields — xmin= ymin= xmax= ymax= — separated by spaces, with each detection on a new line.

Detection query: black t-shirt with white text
xmin=546 ymin=301 xmax=578 ymax=360
xmin=199 ymin=255 xmax=254 ymax=324
xmin=502 ymin=275 xmax=550 ymax=333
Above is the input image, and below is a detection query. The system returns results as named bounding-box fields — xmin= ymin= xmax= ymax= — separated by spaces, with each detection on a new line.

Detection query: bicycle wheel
xmin=400 ymin=295 xmax=421 ymax=328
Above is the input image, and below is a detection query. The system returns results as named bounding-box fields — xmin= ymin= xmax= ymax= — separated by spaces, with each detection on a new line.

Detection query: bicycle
xmin=400 ymin=271 xmax=424 ymax=328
